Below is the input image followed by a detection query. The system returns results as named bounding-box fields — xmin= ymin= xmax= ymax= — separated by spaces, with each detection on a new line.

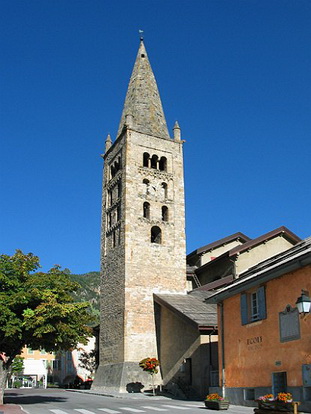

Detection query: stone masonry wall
xmin=123 ymin=129 xmax=187 ymax=362
xmin=99 ymin=126 xmax=187 ymax=367
xmin=100 ymin=133 xmax=126 ymax=365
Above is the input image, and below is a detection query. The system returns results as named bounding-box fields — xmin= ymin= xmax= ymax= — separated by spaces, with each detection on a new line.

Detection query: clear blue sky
xmin=1 ymin=0 xmax=311 ymax=273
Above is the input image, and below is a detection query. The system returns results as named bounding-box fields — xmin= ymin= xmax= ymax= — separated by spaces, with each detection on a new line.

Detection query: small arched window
xmin=151 ymin=154 xmax=158 ymax=169
xmin=143 ymin=202 xmax=150 ymax=219
xmin=159 ymin=156 xmax=167 ymax=171
xmin=162 ymin=206 xmax=168 ymax=222
xmin=143 ymin=179 xmax=150 ymax=195
xmin=111 ymin=157 xmax=121 ymax=178
xmin=151 ymin=226 xmax=162 ymax=244
xmin=161 ymin=182 xmax=168 ymax=199
xmin=143 ymin=152 xmax=150 ymax=168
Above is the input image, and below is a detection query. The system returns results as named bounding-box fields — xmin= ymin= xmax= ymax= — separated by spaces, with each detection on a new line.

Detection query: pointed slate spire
xmin=117 ymin=40 xmax=170 ymax=139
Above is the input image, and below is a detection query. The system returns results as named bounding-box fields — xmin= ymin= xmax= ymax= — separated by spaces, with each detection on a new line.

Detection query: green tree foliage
xmin=7 ymin=356 xmax=24 ymax=388
xmin=0 ymin=250 xmax=93 ymax=403
xmin=78 ymin=349 xmax=97 ymax=378
xmin=10 ymin=357 xmax=24 ymax=376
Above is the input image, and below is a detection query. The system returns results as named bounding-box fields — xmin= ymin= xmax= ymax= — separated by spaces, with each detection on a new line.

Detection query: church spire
xmin=117 ymin=39 xmax=170 ymax=139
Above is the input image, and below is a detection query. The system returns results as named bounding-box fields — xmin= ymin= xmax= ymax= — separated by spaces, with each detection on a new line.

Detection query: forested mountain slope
xmin=70 ymin=271 xmax=100 ymax=323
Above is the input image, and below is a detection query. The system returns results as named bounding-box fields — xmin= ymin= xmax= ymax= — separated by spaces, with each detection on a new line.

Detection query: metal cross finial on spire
xmin=139 ymin=29 xmax=144 ymax=41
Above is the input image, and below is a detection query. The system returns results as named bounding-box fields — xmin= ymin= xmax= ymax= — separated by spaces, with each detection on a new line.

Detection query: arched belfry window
xmin=143 ymin=152 xmax=150 ymax=168
xmin=151 ymin=155 xmax=158 ymax=169
xmin=143 ymin=202 xmax=150 ymax=219
xmin=162 ymin=206 xmax=168 ymax=222
xmin=110 ymin=156 xmax=122 ymax=178
xmin=159 ymin=156 xmax=167 ymax=171
xmin=151 ymin=226 xmax=162 ymax=244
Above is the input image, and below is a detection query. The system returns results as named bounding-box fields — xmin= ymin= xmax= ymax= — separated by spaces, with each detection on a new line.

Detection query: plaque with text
xmin=279 ymin=306 xmax=300 ymax=342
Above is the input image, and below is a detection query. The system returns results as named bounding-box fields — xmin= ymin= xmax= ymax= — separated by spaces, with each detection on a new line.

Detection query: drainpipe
xmin=208 ymin=328 xmax=217 ymax=380
xmin=220 ymin=302 xmax=226 ymax=398
xmin=208 ymin=331 xmax=213 ymax=367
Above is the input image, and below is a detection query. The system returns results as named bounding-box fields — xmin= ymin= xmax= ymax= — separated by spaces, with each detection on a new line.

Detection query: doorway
xmin=272 ymin=372 xmax=287 ymax=395
xmin=185 ymin=358 xmax=192 ymax=385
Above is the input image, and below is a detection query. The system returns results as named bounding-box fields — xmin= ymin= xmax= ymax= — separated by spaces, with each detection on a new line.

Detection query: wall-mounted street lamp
xmin=295 ymin=290 xmax=311 ymax=315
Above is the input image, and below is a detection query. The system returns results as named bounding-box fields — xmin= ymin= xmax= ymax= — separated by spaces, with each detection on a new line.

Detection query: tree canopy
xmin=0 ymin=250 xmax=93 ymax=383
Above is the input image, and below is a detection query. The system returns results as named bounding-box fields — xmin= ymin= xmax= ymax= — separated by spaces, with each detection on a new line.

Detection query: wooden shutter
xmin=258 ymin=286 xmax=267 ymax=320
xmin=240 ymin=293 xmax=248 ymax=325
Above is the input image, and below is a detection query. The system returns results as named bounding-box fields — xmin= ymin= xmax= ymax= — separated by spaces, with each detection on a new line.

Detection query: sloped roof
xmin=154 ymin=291 xmax=217 ymax=330
xmin=187 ymin=232 xmax=250 ymax=259
xmin=196 ymin=226 xmax=301 ymax=275
xmin=228 ymin=226 xmax=300 ymax=257
xmin=206 ymin=236 xmax=311 ymax=303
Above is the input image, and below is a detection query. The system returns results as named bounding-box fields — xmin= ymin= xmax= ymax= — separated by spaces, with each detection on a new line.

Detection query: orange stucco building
xmin=207 ymin=237 xmax=311 ymax=412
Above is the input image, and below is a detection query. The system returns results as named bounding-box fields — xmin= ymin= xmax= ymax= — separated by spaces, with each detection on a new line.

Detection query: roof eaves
xmin=188 ymin=232 xmax=250 ymax=258
xmin=229 ymin=226 xmax=301 ymax=257
xmin=206 ymin=239 xmax=311 ymax=303
xmin=195 ymin=251 xmax=230 ymax=275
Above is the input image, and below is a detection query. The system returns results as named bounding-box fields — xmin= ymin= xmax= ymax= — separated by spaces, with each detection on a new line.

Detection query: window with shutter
xmin=257 ymin=286 xmax=267 ymax=320
xmin=240 ymin=286 xmax=267 ymax=325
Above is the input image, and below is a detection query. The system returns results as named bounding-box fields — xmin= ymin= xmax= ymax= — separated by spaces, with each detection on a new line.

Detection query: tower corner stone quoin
xmin=92 ymin=39 xmax=187 ymax=393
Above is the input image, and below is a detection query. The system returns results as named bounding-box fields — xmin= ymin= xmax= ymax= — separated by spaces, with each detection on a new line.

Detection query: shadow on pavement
xmin=4 ymin=394 xmax=67 ymax=405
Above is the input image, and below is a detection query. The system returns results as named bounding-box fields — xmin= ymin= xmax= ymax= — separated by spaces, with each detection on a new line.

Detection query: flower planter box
xmin=205 ymin=400 xmax=230 ymax=410
xmin=256 ymin=401 xmax=295 ymax=412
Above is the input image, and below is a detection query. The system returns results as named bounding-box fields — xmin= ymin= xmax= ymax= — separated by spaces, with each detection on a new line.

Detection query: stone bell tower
xmin=93 ymin=39 xmax=187 ymax=392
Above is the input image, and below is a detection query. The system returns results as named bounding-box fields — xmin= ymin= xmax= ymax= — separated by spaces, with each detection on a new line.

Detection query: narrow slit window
xmin=111 ymin=165 xmax=115 ymax=178
xmin=161 ymin=182 xmax=168 ymax=199
xmin=117 ymin=205 xmax=121 ymax=221
xmin=162 ymin=206 xmax=168 ymax=222
xmin=143 ymin=179 xmax=150 ymax=195
xmin=108 ymin=190 xmax=113 ymax=206
xmin=117 ymin=181 xmax=122 ymax=198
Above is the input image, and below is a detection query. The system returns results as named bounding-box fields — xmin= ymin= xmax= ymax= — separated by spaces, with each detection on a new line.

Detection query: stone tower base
xmin=92 ymin=362 xmax=161 ymax=394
